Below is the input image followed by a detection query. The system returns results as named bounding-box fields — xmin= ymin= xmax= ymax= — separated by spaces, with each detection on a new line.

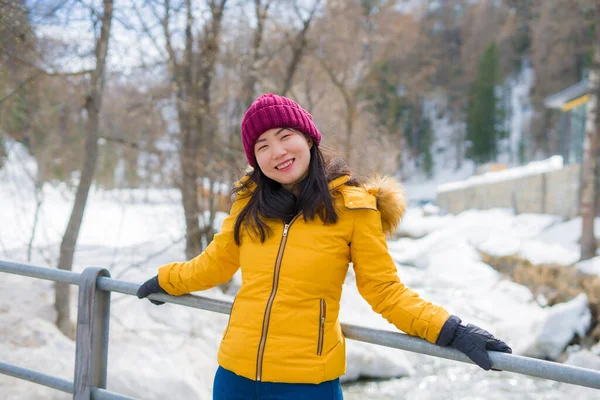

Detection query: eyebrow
xmin=255 ymin=128 xmax=288 ymax=144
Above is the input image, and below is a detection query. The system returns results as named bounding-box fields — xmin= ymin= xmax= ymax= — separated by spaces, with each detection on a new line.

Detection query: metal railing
xmin=1 ymin=259 xmax=600 ymax=400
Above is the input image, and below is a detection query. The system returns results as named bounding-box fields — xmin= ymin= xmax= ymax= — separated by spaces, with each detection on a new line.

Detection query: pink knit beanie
xmin=241 ymin=93 xmax=322 ymax=167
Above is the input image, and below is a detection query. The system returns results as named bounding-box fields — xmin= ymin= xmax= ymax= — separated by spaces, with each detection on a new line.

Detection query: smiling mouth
xmin=275 ymin=159 xmax=294 ymax=170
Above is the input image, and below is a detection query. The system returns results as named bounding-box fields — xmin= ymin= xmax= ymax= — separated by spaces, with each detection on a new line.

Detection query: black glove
xmin=437 ymin=315 xmax=512 ymax=371
xmin=136 ymin=275 xmax=168 ymax=305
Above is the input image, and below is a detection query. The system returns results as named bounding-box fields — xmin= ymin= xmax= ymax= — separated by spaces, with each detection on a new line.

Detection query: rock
xmin=518 ymin=294 xmax=591 ymax=360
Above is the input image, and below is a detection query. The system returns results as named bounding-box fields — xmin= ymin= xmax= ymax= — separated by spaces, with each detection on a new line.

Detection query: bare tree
xmin=279 ymin=0 xmax=321 ymax=96
xmin=315 ymin=1 xmax=404 ymax=163
xmin=158 ymin=0 xmax=228 ymax=259
xmin=55 ymin=0 xmax=114 ymax=338
xmin=580 ymin=4 xmax=600 ymax=260
xmin=315 ymin=2 xmax=368 ymax=160
xmin=240 ymin=0 xmax=274 ymax=108
xmin=319 ymin=57 xmax=358 ymax=160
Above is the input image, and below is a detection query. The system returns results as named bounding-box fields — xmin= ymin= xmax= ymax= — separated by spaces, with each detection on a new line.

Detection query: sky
xmin=25 ymin=0 xmax=322 ymax=77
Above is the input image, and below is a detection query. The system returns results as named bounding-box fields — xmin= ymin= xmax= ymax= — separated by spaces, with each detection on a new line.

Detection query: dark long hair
xmin=232 ymin=142 xmax=360 ymax=245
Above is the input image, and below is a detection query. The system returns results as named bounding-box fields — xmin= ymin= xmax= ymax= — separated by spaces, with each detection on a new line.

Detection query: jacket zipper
xmin=317 ymin=299 xmax=327 ymax=356
xmin=255 ymin=215 xmax=299 ymax=381
xmin=223 ymin=297 xmax=236 ymax=338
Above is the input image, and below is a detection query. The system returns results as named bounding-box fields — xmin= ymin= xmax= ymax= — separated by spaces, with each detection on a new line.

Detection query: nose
xmin=271 ymin=141 xmax=287 ymax=159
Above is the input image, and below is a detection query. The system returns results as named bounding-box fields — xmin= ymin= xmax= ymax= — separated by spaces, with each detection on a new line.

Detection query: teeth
xmin=277 ymin=160 xmax=293 ymax=169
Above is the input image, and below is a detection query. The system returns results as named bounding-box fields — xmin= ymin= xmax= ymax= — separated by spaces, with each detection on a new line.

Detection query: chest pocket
xmin=339 ymin=186 xmax=377 ymax=211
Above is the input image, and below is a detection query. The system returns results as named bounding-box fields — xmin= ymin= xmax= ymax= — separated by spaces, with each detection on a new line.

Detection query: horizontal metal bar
xmin=2 ymin=260 xmax=600 ymax=391
xmin=96 ymin=277 xmax=233 ymax=314
xmin=127 ymin=286 xmax=600 ymax=390
xmin=0 ymin=360 xmax=134 ymax=400
xmin=0 ymin=260 xmax=80 ymax=285
xmin=0 ymin=360 xmax=73 ymax=394
xmin=342 ymin=324 xmax=600 ymax=390
xmin=92 ymin=387 xmax=138 ymax=400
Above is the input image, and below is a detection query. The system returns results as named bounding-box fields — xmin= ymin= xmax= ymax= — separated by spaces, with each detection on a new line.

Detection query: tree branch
xmin=281 ymin=0 xmax=321 ymax=95
xmin=162 ymin=0 xmax=178 ymax=67
xmin=132 ymin=0 xmax=167 ymax=60
xmin=0 ymin=45 xmax=94 ymax=77
xmin=0 ymin=73 xmax=41 ymax=105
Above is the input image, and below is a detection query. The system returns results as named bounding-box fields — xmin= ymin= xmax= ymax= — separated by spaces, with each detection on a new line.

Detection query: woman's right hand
xmin=136 ymin=275 xmax=168 ymax=305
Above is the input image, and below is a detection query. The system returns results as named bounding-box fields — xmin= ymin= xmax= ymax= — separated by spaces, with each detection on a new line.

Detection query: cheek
xmin=298 ymin=145 xmax=311 ymax=163
xmin=255 ymin=152 xmax=269 ymax=170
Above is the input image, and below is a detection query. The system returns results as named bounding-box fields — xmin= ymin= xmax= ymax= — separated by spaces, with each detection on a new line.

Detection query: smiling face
xmin=254 ymin=128 xmax=313 ymax=190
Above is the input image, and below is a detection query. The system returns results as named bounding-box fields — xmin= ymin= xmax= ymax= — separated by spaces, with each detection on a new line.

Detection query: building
xmin=544 ymin=79 xmax=591 ymax=165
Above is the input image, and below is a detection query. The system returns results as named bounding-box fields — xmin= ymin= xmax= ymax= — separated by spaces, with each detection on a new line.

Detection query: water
xmin=342 ymin=353 xmax=587 ymax=400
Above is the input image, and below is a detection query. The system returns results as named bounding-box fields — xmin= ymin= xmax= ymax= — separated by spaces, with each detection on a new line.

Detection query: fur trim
xmin=363 ymin=175 xmax=406 ymax=236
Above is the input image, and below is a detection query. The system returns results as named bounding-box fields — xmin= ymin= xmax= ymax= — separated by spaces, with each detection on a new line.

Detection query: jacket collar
xmin=328 ymin=175 xmax=350 ymax=191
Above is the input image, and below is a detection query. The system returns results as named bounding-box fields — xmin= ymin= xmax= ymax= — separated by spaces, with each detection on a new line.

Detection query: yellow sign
xmin=561 ymin=94 xmax=590 ymax=111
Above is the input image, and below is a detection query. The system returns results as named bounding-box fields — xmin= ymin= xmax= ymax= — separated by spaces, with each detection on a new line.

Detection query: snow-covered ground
xmin=1 ymin=143 xmax=600 ymax=399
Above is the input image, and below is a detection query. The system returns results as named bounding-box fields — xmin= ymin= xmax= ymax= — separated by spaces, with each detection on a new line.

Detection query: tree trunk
xmin=54 ymin=0 xmax=113 ymax=338
xmin=181 ymin=147 xmax=202 ymax=260
xmin=180 ymin=0 xmax=203 ymax=260
xmin=344 ymin=98 xmax=355 ymax=161
xmin=242 ymin=0 xmax=270 ymax=107
xmin=191 ymin=1 xmax=227 ymax=258
xmin=455 ymin=123 xmax=464 ymax=170
xmin=580 ymin=5 xmax=600 ymax=261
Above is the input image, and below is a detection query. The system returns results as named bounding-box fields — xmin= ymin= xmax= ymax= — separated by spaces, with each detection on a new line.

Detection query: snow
xmin=576 ymin=257 xmax=600 ymax=276
xmin=1 ymin=143 xmax=600 ymax=399
xmin=561 ymin=348 xmax=600 ymax=400
xmin=396 ymin=208 xmax=455 ymax=238
xmin=399 ymin=207 xmax=580 ymax=267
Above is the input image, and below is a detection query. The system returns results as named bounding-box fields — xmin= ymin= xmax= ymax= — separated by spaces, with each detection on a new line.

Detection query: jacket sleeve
xmin=350 ymin=208 xmax=450 ymax=344
xmin=157 ymin=197 xmax=246 ymax=296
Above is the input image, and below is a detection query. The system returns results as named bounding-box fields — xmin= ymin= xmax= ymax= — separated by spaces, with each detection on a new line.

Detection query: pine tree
xmin=466 ymin=42 xmax=500 ymax=164
xmin=361 ymin=61 xmax=407 ymax=137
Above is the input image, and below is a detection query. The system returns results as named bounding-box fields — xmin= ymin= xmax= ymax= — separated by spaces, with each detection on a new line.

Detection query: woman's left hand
xmin=450 ymin=322 xmax=512 ymax=370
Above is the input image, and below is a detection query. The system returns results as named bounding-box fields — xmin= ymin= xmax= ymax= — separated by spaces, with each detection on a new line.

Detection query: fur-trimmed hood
xmin=330 ymin=175 xmax=406 ymax=237
xmin=363 ymin=175 xmax=406 ymax=236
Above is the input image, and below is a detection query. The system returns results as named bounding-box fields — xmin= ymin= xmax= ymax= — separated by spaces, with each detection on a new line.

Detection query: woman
xmin=137 ymin=93 xmax=511 ymax=399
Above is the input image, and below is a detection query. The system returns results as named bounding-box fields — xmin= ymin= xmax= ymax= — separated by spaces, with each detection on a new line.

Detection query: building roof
xmin=544 ymin=79 xmax=590 ymax=109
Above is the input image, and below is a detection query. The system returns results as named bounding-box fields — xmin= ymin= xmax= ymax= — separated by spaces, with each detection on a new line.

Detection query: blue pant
xmin=213 ymin=366 xmax=344 ymax=400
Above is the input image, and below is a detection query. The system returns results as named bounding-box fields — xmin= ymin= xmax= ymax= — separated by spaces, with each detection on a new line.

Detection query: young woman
xmin=137 ymin=93 xmax=511 ymax=400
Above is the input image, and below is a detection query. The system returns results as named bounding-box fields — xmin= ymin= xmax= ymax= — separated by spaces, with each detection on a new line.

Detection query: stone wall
xmin=436 ymin=164 xmax=581 ymax=218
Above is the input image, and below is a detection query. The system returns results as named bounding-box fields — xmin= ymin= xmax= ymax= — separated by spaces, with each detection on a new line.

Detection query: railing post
xmin=74 ymin=267 xmax=111 ymax=400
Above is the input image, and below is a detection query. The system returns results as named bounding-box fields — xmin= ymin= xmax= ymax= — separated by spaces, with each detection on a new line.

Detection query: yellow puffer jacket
xmin=158 ymin=175 xmax=451 ymax=384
